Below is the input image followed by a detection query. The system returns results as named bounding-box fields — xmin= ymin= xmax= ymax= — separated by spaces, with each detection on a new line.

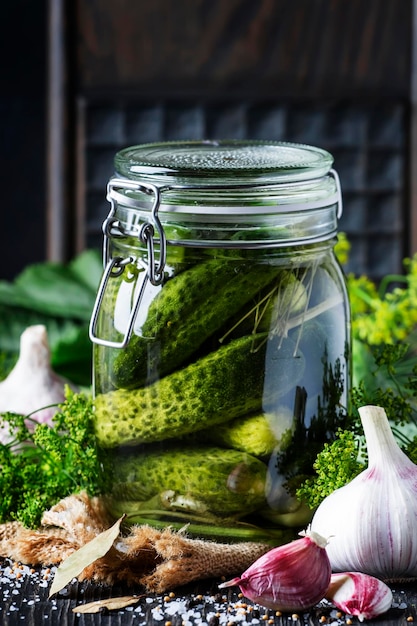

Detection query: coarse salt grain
xmin=152 ymin=606 xmax=165 ymax=621
xmin=0 ymin=560 xmax=399 ymax=625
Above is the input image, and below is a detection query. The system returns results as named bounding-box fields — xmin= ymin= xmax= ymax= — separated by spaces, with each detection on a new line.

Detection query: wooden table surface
xmin=0 ymin=558 xmax=416 ymax=626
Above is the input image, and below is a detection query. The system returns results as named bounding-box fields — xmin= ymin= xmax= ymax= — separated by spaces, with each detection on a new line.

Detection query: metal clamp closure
xmin=89 ymin=179 xmax=167 ymax=347
xmin=89 ymin=256 xmax=151 ymax=348
xmin=329 ymin=168 xmax=343 ymax=219
xmin=103 ymin=178 xmax=167 ymax=283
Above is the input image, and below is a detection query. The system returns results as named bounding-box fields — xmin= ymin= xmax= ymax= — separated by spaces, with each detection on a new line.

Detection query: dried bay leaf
xmin=49 ymin=516 xmax=124 ymax=598
xmin=72 ymin=596 xmax=142 ymax=614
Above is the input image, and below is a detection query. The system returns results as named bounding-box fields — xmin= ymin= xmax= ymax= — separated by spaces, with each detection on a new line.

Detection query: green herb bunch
xmin=297 ymin=347 xmax=417 ymax=508
xmin=0 ymin=387 xmax=104 ymax=528
xmin=346 ymin=248 xmax=417 ymax=390
xmin=297 ymin=239 xmax=417 ymax=508
xmin=349 ymin=255 xmax=417 ymax=345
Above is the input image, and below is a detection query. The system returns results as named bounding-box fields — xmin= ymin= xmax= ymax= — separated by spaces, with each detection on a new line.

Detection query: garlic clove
xmin=311 ymin=405 xmax=417 ymax=578
xmin=0 ymin=325 xmax=77 ymax=443
xmin=219 ymin=526 xmax=331 ymax=612
xmin=325 ymin=572 xmax=393 ymax=622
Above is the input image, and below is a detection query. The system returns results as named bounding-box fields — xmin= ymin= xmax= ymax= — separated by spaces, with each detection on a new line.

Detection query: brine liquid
xmin=93 ymin=245 xmax=350 ymax=543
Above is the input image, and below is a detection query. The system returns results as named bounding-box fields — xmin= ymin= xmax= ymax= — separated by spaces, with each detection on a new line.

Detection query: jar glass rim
xmin=114 ymin=140 xmax=334 ymax=184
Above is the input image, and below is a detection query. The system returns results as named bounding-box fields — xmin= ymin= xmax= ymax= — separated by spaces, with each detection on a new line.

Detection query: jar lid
xmin=115 ymin=140 xmax=333 ymax=185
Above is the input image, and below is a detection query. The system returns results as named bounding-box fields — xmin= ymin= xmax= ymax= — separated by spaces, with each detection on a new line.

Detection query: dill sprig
xmin=296 ymin=244 xmax=417 ymax=509
xmin=296 ymin=430 xmax=363 ymax=510
xmin=0 ymin=387 xmax=103 ymax=528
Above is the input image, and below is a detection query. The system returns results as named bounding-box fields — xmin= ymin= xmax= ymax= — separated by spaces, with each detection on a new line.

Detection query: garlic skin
xmin=311 ymin=405 xmax=417 ymax=578
xmin=219 ymin=527 xmax=331 ymax=612
xmin=325 ymin=572 xmax=393 ymax=622
xmin=0 ymin=325 xmax=76 ymax=442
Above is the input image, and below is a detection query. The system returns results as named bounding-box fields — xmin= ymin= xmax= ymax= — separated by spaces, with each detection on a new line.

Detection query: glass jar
xmin=89 ymin=140 xmax=350 ymax=545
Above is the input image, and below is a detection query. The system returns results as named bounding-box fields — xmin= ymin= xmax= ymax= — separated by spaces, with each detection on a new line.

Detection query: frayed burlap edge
xmin=0 ymin=492 xmax=270 ymax=593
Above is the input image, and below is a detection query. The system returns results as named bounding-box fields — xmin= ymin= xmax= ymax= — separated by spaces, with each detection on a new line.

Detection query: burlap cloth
xmin=0 ymin=492 xmax=270 ymax=593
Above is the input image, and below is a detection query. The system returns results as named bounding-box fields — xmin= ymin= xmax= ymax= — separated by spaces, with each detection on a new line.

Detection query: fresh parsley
xmin=0 ymin=388 xmax=104 ymax=528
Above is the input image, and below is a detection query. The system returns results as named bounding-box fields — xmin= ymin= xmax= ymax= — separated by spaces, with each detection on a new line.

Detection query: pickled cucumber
xmin=94 ymin=332 xmax=305 ymax=447
xmin=203 ymin=408 xmax=295 ymax=457
xmin=111 ymin=258 xmax=281 ymax=388
xmin=111 ymin=445 xmax=268 ymax=517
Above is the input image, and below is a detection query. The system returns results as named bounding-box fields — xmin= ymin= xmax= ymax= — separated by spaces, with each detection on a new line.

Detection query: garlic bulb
xmin=311 ymin=405 xmax=417 ymax=578
xmin=0 ymin=325 xmax=76 ymax=443
xmin=325 ymin=572 xmax=393 ymax=622
xmin=219 ymin=527 xmax=331 ymax=612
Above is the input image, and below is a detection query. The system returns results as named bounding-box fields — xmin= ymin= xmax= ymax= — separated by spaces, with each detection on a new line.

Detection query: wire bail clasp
xmin=89 ymin=179 xmax=167 ymax=348
xmin=103 ymin=178 xmax=167 ymax=281
xmin=329 ymin=168 xmax=343 ymax=219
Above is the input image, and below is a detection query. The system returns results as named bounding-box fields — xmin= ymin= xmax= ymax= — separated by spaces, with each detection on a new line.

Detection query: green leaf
xmin=50 ymin=324 xmax=92 ymax=385
xmin=0 ymin=306 xmax=78 ymax=353
xmin=0 ymin=250 xmax=101 ymax=321
xmin=0 ymin=282 xmax=35 ymax=311
xmin=14 ymin=263 xmax=96 ymax=320
xmin=0 ymin=249 xmax=102 ymax=385
xmin=68 ymin=249 xmax=103 ymax=293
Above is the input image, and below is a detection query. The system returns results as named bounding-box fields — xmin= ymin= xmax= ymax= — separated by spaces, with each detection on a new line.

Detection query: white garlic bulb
xmin=0 ymin=325 xmax=76 ymax=443
xmin=311 ymin=405 xmax=417 ymax=578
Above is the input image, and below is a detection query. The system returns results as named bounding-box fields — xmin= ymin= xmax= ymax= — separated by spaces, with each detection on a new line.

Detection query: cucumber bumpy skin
xmin=201 ymin=409 xmax=295 ymax=457
xmin=94 ymin=332 xmax=305 ymax=447
xmin=95 ymin=333 xmax=267 ymax=447
xmin=111 ymin=258 xmax=282 ymax=389
xmin=111 ymin=445 xmax=268 ymax=517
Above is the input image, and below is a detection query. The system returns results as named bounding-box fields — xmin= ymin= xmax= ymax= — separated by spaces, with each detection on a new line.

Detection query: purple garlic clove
xmin=325 ymin=572 xmax=393 ymax=622
xmin=219 ymin=526 xmax=331 ymax=612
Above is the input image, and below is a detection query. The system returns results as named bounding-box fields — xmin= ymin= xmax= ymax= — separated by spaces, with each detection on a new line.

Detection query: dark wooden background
xmin=2 ymin=0 xmax=416 ymax=280
xmin=75 ymin=0 xmax=410 ymax=99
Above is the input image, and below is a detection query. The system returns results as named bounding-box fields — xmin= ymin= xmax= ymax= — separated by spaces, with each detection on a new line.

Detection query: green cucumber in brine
xmin=111 ymin=258 xmax=282 ymax=389
xmin=110 ymin=445 xmax=268 ymax=517
xmin=201 ymin=408 xmax=295 ymax=457
xmin=94 ymin=332 xmax=305 ymax=447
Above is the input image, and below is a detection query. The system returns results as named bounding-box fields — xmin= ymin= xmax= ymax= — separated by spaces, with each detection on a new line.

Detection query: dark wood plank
xmin=0 ymin=558 xmax=416 ymax=626
xmin=75 ymin=0 xmax=412 ymax=100
xmin=47 ymin=0 xmax=77 ymax=263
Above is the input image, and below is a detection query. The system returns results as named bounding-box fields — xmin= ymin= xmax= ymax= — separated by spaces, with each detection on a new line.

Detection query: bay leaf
xmin=72 ymin=595 xmax=142 ymax=614
xmin=49 ymin=516 xmax=124 ymax=598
